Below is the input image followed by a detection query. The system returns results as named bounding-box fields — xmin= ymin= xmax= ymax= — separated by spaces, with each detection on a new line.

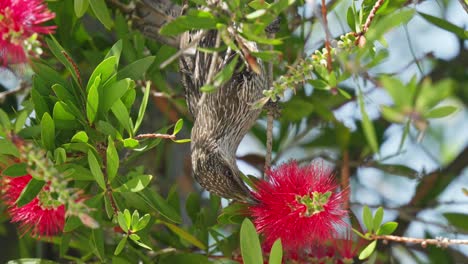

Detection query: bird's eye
xmin=224 ymin=169 xmax=233 ymax=177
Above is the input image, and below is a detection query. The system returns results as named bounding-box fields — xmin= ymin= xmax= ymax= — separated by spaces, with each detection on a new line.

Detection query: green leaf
xmin=123 ymin=138 xmax=139 ymax=148
xmin=246 ymin=9 xmax=266 ymax=20
xmin=419 ymin=12 xmax=468 ymax=39
xmin=367 ymin=9 xmax=415 ymax=41
xmin=97 ymin=121 xmax=121 ymax=139
xmin=88 ymin=150 xmax=106 ymax=190
xmin=57 ymin=164 xmax=94 ymax=181
xmin=269 ymin=239 xmax=283 ymax=264
xmin=16 ymin=178 xmax=45 ymax=207
xmin=137 ymin=191 xmax=181 ymax=223
xmin=347 ymin=6 xmax=356 ymax=32
xmin=129 ymin=233 xmax=140 ymax=241
xmin=172 ymin=139 xmax=191 ymax=143
xmin=104 ymin=194 xmax=114 ymax=219
xmin=117 ymin=56 xmax=156 ymax=80
xmin=41 ymin=112 xmax=55 ymax=151
xmin=31 ymin=62 xmax=66 ymax=89
xmin=338 ymin=88 xmax=352 ymax=99
xmin=186 ymin=192 xmax=201 ymax=223
xmin=159 ymin=220 xmax=207 ymax=250
xmin=105 ymin=40 xmax=123 ymax=66
xmin=376 ymin=222 xmax=398 ymax=235
xmin=213 ymin=56 xmax=239 ymax=88
xmin=381 ymin=106 xmax=406 ymax=123
xmin=133 ymin=214 xmax=151 ymax=232
xmin=101 ymin=78 xmax=133 ymax=112
xmin=424 ymin=105 xmax=458 ymax=119
xmin=251 ymin=50 xmax=282 ymax=62
xmin=114 ymin=236 xmax=127 ymax=255
xmin=270 ymin=0 xmax=296 ymax=14
xmin=115 ymin=174 xmax=153 ymax=192
xmin=92 ymin=229 xmax=105 ymax=261
xmin=160 ymin=10 xmax=217 ymax=36
xmin=64 ymin=216 xmax=82 ymax=232
xmin=0 ymin=108 xmax=11 ymax=130
xmin=74 ymin=0 xmax=89 ymax=18
xmin=124 ymin=209 xmax=132 ymax=228
xmin=111 ymin=100 xmax=132 ymax=135
xmin=362 ymin=205 xmax=373 ymax=232
xmin=380 ymin=76 xmax=411 ymax=107
xmin=358 ymin=91 xmax=378 ymax=153
xmin=173 ymin=119 xmax=184 ymax=135
xmin=117 ymin=211 xmax=129 ymax=233
xmin=249 ymin=0 xmax=270 ymax=9
xmin=443 ymin=213 xmax=468 ymax=232
xmin=359 ymin=240 xmax=377 ymax=260
xmin=106 ymin=136 xmax=119 ymax=182
xmin=2 ymin=162 xmax=28 ymax=177
xmin=372 ymin=163 xmax=418 ymax=178
xmin=134 ymin=82 xmax=151 ymax=134
xmin=0 ymin=139 xmax=19 ymax=156
xmin=60 ymin=233 xmax=71 ymax=257
xmin=373 ymin=207 xmax=384 ymax=230
xmin=88 ymin=0 xmax=113 ymax=29
xmin=71 ymin=131 xmax=89 ymax=143
xmin=87 ymin=56 xmax=117 ymax=92
xmin=282 ymin=97 xmax=314 ymax=122
xmin=14 ymin=110 xmax=29 ymax=133
xmin=132 ymin=240 xmax=152 ymax=250
xmin=45 ymin=37 xmax=80 ymax=86
xmin=131 ymin=210 xmax=140 ymax=228
xmin=86 ymin=75 xmax=100 ymax=124
xmin=52 ymin=101 xmax=74 ymax=120
xmin=200 ymin=84 xmax=217 ymax=93
xmin=240 ymin=218 xmax=263 ymax=264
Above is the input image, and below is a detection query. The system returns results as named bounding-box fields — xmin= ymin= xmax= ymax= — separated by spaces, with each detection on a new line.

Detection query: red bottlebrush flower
xmin=334 ymin=230 xmax=366 ymax=263
xmin=0 ymin=0 xmax=56 ymax=64
xmin=1 ymin=175 xmax=65 ymax=237
xmin=249 ymin=161 xmax=348 ymax=251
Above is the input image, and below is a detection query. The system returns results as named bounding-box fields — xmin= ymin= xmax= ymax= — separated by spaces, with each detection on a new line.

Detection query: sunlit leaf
xmin=240 ymin=218 xmax=263 ymax=264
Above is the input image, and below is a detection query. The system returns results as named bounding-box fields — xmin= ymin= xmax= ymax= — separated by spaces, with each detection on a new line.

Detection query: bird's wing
xmin=134 ymin=0 xmax=181 ymax=47
xmin=179 ymin=30 xmax=221 ymax=118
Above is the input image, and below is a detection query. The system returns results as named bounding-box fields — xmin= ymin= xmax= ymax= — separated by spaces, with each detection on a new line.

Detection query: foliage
xmin=0 ymin=0 xmax=467 ymax=263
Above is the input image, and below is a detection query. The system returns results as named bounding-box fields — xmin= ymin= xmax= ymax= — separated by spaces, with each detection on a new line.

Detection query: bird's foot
xmin=263 ymin=100 xmax=282 ymax=118
xmin=265 ymin=17 xmax=281 ymax=34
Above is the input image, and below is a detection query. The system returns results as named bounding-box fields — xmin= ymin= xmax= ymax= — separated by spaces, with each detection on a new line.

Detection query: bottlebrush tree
xmin=0 ymin=0 xmax=467 ymax=263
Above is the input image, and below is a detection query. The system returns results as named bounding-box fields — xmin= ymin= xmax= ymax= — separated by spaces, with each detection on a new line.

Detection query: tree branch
xmin=371 ymin=234 xmax=468 ymax=247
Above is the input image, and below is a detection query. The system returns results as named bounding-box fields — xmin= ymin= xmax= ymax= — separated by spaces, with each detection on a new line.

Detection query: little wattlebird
xmin=179 ymin=29 xmax=266 ymax=202
xmin=135 ymin=0 xmax=278 ymax=202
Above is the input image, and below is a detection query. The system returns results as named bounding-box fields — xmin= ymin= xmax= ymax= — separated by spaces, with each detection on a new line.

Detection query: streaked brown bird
xmin=135 ymin=0 xmax=274 ymax=202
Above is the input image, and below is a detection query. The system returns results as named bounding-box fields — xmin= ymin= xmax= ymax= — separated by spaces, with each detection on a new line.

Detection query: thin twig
xmin=197 ymin=30 xmax=221 ymax=108
xmin=371 ymin=234 xmax=468 ymax=247
xmin=205 ymin=32 xmax=221 ymax=85
xmin=459 ymin=0 xmax=468 ymax=13
xmin=264 ymin=19 xmax=277 ymax=176
xmin=361 ymin=0 xmax=385 ymax=35
xmin=159 ymin=31 xmax=208 ymax=69
xmin=135 ymin=133 xmax=176 ymax=140
xmin=320 ymin=0 xmax=333 ymax=73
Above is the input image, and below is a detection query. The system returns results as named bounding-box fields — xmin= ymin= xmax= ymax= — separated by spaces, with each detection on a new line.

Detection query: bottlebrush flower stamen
xmin=0 ymin=0 xmax=56 ymax=64
xmin=296 ymin=191 xmax=332 ymax=217
xmin=249 ymin=161 xmax=348 ymax=251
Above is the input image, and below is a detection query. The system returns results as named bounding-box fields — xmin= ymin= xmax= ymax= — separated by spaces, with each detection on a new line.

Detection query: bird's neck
xmin=191 ymin=132 xmax=238 ymax=166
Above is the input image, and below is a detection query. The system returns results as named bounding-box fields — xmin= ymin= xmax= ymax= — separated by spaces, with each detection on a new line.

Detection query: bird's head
xmin=191 ymin=142 xmax=254 ymax=202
